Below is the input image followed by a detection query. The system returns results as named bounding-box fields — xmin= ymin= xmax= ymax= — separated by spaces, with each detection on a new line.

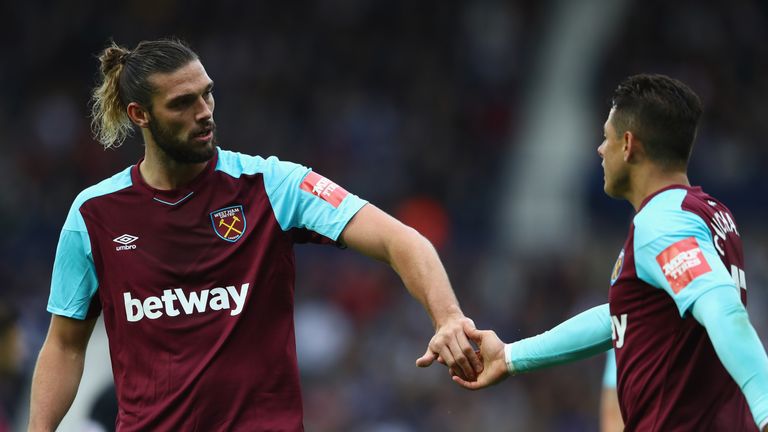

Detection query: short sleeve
xmin=261 ymin=157 xmax=368 ymax=240
xmin=47 ymin=207 xmax=99 ymax=319
xmin=633 ymin=192 xmax=736 ymax=317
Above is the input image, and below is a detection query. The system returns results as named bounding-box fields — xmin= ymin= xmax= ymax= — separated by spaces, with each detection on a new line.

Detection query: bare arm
xmin=339 ymin=203 xmax=482 ymax=379
xmin=29 ymin=314 xmax=97 ymax=432
xmin=600 ymin=387 xmax=623 ymax=432
xmin=600 ymin=350 xmax=623 ymax=432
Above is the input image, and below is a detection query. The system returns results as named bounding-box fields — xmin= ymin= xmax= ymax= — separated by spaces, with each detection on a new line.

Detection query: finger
xmin=437 ymin=344 xmax=462 ymax=378
xmin=437 ymin=355 xmax=446 ymax=365
xmin=464 ymin=326 xmax=485 ymax=344
xmin=416 ymin=347 xmax=437 ymax=368
xmin=451 ymin=374 xmax=483 ymax=391
xmin=447 ymin=336 xmax=476 ymax=380
xmin=456 ymin=329 xmax=484 ymax=374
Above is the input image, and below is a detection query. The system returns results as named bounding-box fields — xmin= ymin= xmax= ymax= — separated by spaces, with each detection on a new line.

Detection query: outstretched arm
xmin=339 ymin=203 xmax=482 ymax=380
xmin=453 ymin=303 xmax=613 ymax=390
xmin=29 ymin=314 xmax=97 ymax=431
xmin=691 ymin=287 xmax=768 ymax=430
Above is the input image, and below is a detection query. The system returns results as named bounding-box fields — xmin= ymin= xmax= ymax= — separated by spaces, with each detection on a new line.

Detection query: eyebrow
xmin=166 ymin=81 xmax=214 ymax=107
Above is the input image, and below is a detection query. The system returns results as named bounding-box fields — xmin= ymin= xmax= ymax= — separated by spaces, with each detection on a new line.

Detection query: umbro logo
xmin=114 ymin=234 xmax=138 ymax=251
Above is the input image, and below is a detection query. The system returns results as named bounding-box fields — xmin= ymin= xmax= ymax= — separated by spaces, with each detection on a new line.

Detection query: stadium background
xmin=1 ymin=0 xmax=767 ymax=430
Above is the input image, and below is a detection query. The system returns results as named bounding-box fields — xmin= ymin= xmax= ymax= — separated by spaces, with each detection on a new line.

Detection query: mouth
xmin=191 ymin=124 xmax=214 ymax=142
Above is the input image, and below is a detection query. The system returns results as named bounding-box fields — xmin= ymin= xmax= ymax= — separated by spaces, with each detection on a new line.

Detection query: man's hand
xmin=450 ymin=326 xmax=509 ymax=390
xmin=416 ymin=316 xmax=483 ymax=381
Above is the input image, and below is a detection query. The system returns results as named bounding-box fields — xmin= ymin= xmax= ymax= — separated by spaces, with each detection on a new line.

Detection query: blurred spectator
xmin=83 ymin=384 xmax=118 ymax=432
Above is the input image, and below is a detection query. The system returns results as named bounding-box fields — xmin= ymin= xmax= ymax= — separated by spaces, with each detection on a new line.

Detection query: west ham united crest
xmin=610 ymin=249 xmax=625 ymax=286
xmin=210 ymin=205 xmax=246 ymax=242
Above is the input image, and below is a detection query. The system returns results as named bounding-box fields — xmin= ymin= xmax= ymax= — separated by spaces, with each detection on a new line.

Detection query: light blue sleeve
xmin=505 ymin=304 xmax=613 ymax=374
xmin=216 ymin=150 xmax=367 ymax=241
xmin=633 ymin=189 xmax=736 ymax=317
xmin=260 ymin=157 xmax=368 ymax=240
xmin=692 ymin=287 xmax=768 ymax=428
xmin=47 ymin=226 xmax=98 ymax=319
xmin=47 ymin=168 xmax=132 ymax=319
xmin=603 ymin=349 xmax=617 ymax=388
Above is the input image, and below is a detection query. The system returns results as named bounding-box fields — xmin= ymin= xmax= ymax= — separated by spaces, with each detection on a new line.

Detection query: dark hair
xmin=90 ymin=38 xmax=199 ymax=148
xmin=610 ymin=73 xmax=703 ymax=168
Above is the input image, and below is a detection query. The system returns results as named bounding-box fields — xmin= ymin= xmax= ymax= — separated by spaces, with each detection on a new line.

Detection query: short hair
xmin=610 ymin=74 xmax=703 ymax=168
xmin=90 ymin=38 xmax=199 ymax=149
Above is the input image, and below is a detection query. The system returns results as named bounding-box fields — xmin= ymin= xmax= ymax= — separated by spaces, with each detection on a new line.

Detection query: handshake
xmin=415 ymin=316 xmax=510 ymax=390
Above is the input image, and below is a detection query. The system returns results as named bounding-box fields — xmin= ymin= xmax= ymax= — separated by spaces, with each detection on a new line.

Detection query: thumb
xmin=465 ymin=326 xmax=485 ymax=344
xmin=416 ymin=347 xmax=437 ymax=368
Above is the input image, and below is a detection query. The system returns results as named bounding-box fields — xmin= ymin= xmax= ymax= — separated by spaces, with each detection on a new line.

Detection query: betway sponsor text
xmin=123 ymin=283 xmax=249 ymax=322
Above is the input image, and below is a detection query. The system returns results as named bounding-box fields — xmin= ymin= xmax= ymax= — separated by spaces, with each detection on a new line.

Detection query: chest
xmin=81 ymin=177 xmax=289 ymax=290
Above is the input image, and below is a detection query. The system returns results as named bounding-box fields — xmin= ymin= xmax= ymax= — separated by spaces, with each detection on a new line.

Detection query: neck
xmin=139 ymin=139 xmax=209 ymax=191
xmin=626 ymin=164 xmax=690 ymax=211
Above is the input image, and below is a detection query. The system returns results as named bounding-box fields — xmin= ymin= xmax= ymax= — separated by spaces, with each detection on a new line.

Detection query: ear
xmin=126 ymin=102 xmax=151 ymax=128
xmin=622 ymin=131 xmax=638 ymax=163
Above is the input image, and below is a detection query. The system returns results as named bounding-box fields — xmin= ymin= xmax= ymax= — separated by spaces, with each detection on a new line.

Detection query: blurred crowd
xmin=1 ymin=0 xmax=766 ymax=431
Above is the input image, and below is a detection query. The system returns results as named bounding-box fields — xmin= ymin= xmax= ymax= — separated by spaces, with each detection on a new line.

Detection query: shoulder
xmin=633 ymin=188 xmax=710 ymax=248
xmin=65 ymin=166 xmax=133 ymax=231
xmin=73 ymin=166 xmax=133 ymax=211
xmin=215 ymin=148 xmax=306 ymax=180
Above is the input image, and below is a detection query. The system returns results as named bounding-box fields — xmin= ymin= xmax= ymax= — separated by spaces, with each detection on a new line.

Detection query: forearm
xmin=29 ymin=339 xmax=87 ymax=431
xmin=692 ymin=288 xmax=768 ymax=429
xmin=387 ymin=227 xmax=462 ymax=327
xmin=506 ymin=303 xmax=613 ymax=373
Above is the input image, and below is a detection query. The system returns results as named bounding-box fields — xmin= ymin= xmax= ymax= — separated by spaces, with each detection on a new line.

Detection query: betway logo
xmin=611 ymin=313 xmax=628 ymax=349
xmin=123 ymin=283 xmax=249 ymax=322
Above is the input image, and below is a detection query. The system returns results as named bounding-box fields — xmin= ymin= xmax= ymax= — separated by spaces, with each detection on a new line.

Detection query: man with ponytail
xmin=28 ymin=38 xmax=480 ymax=431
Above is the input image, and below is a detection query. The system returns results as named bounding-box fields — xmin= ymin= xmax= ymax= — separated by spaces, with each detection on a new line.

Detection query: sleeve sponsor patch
xmin=656 ymin=237 xmax=712 ymax=293
xmin=300 ymin=171 xmax=349 ymax=208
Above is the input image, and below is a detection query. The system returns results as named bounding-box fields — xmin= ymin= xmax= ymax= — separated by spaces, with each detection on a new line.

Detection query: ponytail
xmin=90 ymin=42 xmax=134 ymax=149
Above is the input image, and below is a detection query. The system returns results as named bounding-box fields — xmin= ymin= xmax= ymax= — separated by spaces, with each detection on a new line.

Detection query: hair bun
xmin=99 ymin=44 xmax=130 ymax=75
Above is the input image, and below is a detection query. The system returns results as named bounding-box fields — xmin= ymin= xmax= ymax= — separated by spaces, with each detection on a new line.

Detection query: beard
xmin=148 ymin=117 xmax=217 ymax=164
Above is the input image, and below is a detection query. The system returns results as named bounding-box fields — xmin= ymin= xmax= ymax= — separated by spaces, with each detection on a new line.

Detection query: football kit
xmin=505 ymin=186 xmax=768 ymax=431
xmin=48 ymin=148 xmax=367 ymax=431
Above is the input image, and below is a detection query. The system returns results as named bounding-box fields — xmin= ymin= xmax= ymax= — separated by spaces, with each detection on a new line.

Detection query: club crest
xmin=210 ymin=205 xmax=246 ymax=242
xmin=610 ymin=249 xmax=625 ymax=286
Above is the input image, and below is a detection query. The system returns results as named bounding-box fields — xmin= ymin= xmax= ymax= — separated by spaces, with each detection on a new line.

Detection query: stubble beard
xmin=605 ymin=169 xmax=631 ymax=200
xmin=148 ymin=118 xmax=217 ymax=164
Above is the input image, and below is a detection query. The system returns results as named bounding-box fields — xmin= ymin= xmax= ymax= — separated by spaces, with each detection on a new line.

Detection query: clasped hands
xmin=416 ymin=316 xmax=510 ymax=390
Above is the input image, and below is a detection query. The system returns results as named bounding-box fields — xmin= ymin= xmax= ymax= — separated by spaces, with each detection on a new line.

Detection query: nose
xmin=597 ymin=141 xmax=606 ymax=158
xmin=195 ymin=97 xmax=213 ymax=122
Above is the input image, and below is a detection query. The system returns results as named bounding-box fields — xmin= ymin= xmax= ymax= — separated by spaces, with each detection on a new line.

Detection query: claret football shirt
xmin=48 ymin=147 xmax=367 ymax=431
xmin=609 ymin=185 xmax=755 ymax=431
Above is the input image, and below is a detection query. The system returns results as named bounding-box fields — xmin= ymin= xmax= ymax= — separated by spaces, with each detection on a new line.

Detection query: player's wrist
xmin=432 ymin=307 xmax=466 ymax=329
xmin=504 ymin=343 xmax=516 ymax=375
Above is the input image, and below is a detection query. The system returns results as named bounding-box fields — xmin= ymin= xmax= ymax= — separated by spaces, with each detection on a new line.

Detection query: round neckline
xmin=131 ymin=148 xmax=219 ymax=202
